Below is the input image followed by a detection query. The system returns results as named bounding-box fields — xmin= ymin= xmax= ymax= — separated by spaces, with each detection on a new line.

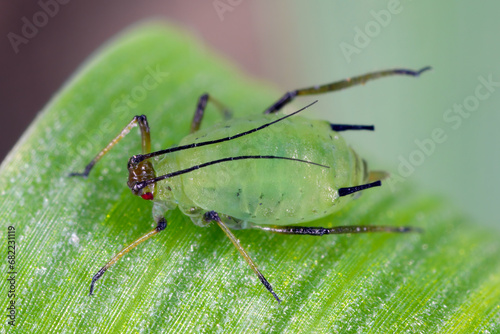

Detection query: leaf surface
xmin=1 ymin=23 xmax=499 ymax=333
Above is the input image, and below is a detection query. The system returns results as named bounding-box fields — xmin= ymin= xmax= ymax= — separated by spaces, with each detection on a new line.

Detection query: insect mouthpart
xmin=141 ymin=192 xmax=154 ymax=200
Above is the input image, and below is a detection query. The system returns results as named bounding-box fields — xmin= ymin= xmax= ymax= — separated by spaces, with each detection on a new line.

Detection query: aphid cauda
xmin=70 ymin=66 xmax=430 ymax=303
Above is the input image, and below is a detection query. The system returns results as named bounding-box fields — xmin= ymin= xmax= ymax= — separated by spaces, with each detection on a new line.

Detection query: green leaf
xmin=1 ymin=23 xmax=499 ymax=333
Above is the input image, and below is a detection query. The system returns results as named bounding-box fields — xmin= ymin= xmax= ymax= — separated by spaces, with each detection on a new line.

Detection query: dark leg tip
xmin=411 ymin=226 xmax=425 ymax=234
xmin=416 ymin=66 xmax=432 ymax=75
xmin=89 ymin=273 xmax=101 ymax=296
xmin=394 ymin=66 xmax=432 ymax=77
xmin=273 ymin=293 xmax=282 ymax=305
xmin=69 ymin=163 xmax=93 ymax=178
xmin=397 ymin=226 xmax=424 ymax=233
xmin=68 ymin=171 xmax=88 ymax=178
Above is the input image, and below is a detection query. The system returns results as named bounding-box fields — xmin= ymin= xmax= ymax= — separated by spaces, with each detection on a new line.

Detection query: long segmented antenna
xmin=132 ymin=155 xmax=329 ymax=194
xmin=130 ymin=100 xmax=319 ymax=165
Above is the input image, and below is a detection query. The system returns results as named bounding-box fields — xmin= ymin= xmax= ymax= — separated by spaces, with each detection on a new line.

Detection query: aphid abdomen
xmin=164 ymin=115 xmax=369 ymax=226
xmin=71 ymin=67 xmax=427 ymax=300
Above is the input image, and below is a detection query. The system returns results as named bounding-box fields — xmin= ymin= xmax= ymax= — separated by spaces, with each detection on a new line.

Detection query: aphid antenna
xmin=129 ymin=100 xmax=319 ymax=166
xmin=132 ymin=155 xmax=329 ymax=194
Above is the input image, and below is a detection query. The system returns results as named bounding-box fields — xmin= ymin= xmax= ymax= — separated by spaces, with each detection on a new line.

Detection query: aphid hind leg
xmin=203 ymin=211 xmax=281 ymax=304
xmin=69 ymin=115 xmax=151 ymax=177
xmin=191 ymin=93 xmax=232 ymax=133
xmin=263 ymin=66 xmax=431 ymax=114
xmin=250 ymin=224 xmax=423 ymax=235
xmin=250 ymin=180 xmax=422 ymax=236
xmin=89 ymin=217 xmax=167 ymax=296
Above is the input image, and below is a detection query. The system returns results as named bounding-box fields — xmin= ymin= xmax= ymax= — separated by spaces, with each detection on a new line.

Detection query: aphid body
xmin=71 ymin=67 xmax=430 ymax=302
xmin=156 ymin=115 xmax=365 ymax=228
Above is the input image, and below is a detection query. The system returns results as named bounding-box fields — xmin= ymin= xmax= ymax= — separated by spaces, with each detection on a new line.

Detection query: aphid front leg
xmin=69 ymin=115 xmax=152 ymax=178
xmin=89 ymin=217 xmax=167 ymax=295
xmin=203 ymin=211 xmax=281 ymax=304
xmin=191 ymin=93 xmax=232 ymax=133
xmin=263 ymin=67 xmax=431 ymax=114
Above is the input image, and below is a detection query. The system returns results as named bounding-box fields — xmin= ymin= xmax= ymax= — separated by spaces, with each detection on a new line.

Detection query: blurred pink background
xmin=0 ymin=1 xmax=277 ymax=161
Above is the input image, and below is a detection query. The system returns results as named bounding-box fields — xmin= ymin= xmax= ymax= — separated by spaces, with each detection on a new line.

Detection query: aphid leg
xmin=263 ymin=66 xmax=431 ymax=114
xmin=250 ymin=179 xmax=422 ymax=235
xmin=203 ymin=211 xmax=281 ymax=304
xmin=250 ymin=224 xmax=423 ymax=235
xmin=89 ymin=217 xmax=167 ymax=296
xmin=69 ymin=115 xmax=151 ymax=177
xmin=191 ymin=93 xmax=232 ymax=133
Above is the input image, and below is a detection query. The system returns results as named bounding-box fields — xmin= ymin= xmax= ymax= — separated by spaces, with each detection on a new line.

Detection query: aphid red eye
xmin=141 ymin=192 xmax=154 ymax=200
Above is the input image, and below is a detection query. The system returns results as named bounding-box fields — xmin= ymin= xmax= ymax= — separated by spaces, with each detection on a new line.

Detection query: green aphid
xmin=70 ymin=66 xmax=430 ymax=303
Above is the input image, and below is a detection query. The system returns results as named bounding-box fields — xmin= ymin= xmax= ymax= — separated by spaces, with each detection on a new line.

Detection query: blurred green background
xmin=254 ymin=2 xmax=500 ymax=230
xmin=2 ymin=1 xmax=499 ymax=228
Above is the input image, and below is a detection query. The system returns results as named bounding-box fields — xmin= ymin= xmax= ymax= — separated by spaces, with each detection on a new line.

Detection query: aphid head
xmin=127 ymin=157 xmax=156 ymax=200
